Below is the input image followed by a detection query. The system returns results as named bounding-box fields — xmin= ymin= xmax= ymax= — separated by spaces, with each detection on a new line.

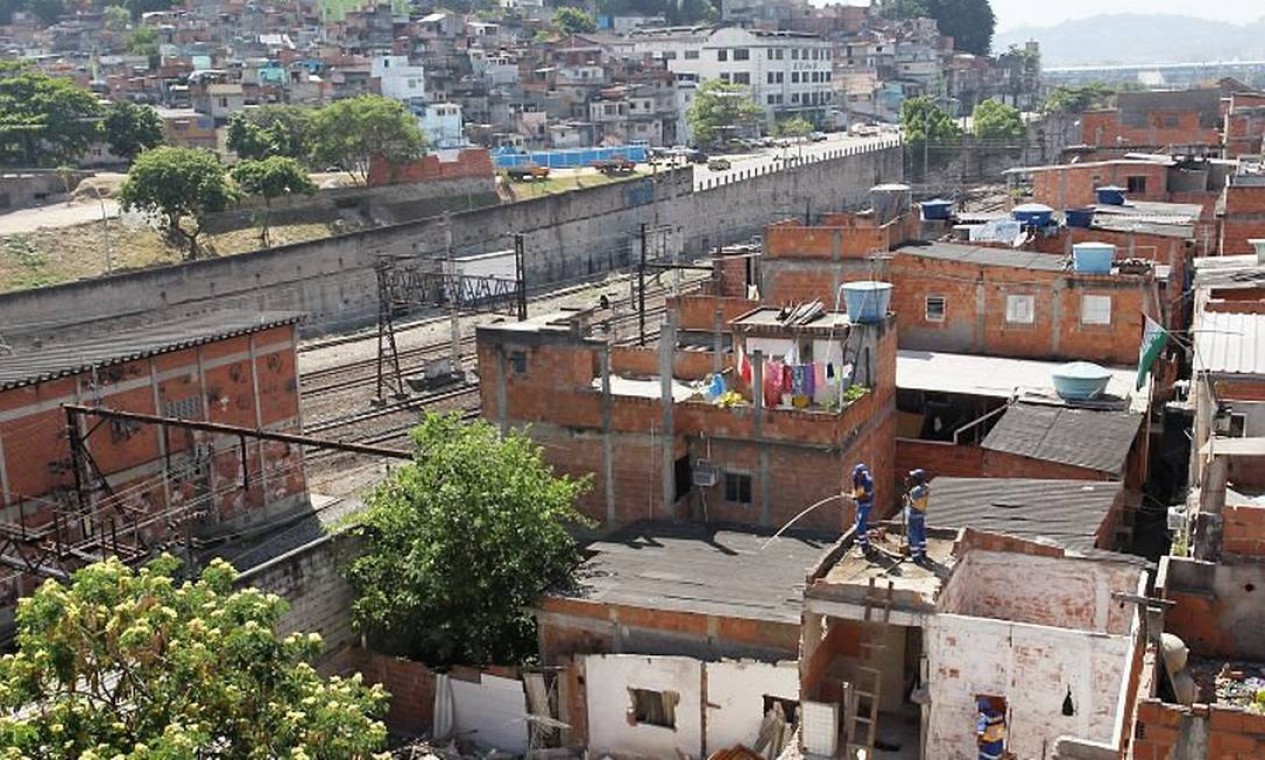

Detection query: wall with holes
xmin=923 ymin=613 xmax=1135 ymax=760
xmin=0 ymin=144 xmax=903 ymax=345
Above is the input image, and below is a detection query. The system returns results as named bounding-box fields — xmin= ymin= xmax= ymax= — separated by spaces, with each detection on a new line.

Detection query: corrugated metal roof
xmin=928 ymin=477 xmax=1123 ymax=554
xmin=560 ymin=522 xmax=834 ymax=624
xmin=896 ymin=242 xmax=1069 ymax=272
xmin=1194 ymin=311 xmax=1265 ymax=376
xmin=981 ymin=402 xmax=1143 ymax=476
xmin=0 ymin=311 xmax=304 ymax=391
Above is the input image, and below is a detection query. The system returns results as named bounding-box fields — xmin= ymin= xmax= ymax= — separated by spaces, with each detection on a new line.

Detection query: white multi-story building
xmin=421 ymin=102 xmax=465 ymax=149
xmin=371 ymin=54 xmax=426 ymax=112
xmin=632 ymin=26 xmax=836 ymax=129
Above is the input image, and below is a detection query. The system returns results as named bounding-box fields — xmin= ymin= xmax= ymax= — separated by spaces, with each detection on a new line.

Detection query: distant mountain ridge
xmin=995 ymin=14 xmax=1265 ymax=67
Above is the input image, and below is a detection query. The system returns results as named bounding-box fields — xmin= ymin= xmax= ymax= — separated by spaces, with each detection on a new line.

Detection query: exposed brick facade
xmin=366 ymin=148 xmax=495 ymax=187
xmin=476 ymin=312 xmax=900 ymax=532
xmin=889 ymin=248 xmax=1159 ymax=365
xmin=1219 ymin=183 xmax=1265 ymax=257
xmin=1078 ymin=109 xmax=1220 ymax=152
xmin=1031 ymin=161 xmax=1173 ymax=209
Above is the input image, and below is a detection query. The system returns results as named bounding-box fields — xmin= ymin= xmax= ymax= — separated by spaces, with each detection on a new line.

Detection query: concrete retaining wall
xmin=0 ymin=142 xmax=902 ymax=343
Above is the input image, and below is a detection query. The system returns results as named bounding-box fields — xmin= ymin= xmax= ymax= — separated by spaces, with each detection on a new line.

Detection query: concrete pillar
xmin=496 ymin=348 xmax=509 ymax=435
xmin=1051 ymin=279 xmax=1065 ymax=357
xmin=660 ymin=311 xmax=677 ymax=519
xmin=600 ymin=342 xmax=615 ymax=524
xmin=1194 ymin=454 xmax=1227 ymax=561
xmin=799 ymin=611 xmax=825 ymax=686
xmin=712 ymin=309 xmax=724 ymax=375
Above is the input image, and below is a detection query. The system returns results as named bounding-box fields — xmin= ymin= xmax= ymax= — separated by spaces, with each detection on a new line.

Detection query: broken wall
xmin=705 ymin=660 xmax=799 ymax=752
xmin=1158 ymin=556 xmax=1265 ymax=661
xmin=584 ymin=655 xmax=704 ymax=759
xmin=925 ymin=614 xmax=1135 ymax=760
xmin=938 ymin=551 xmax=1141 ymax=634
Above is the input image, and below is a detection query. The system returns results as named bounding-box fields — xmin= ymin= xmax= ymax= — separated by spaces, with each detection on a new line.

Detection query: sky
xmin=833 ymin=1 xmax=1264 ymax=31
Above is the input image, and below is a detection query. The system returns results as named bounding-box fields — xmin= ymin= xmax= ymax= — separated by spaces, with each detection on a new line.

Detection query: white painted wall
xmin=584 ymin=655 xmax=704 ymax=759
xmin=705 ymin=660 xmax=799 ymax=751
xmin=924 ymin=614 xmax=1133 ymax=760
xmin=450 ymin=674 xmax=529 ymax=754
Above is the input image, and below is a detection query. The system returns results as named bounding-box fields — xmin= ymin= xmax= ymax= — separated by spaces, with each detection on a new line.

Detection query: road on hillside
xmin=688 ymin=133 xmax=895 ymax=189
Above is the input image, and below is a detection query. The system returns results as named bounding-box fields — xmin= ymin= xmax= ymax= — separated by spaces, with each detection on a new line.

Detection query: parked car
xmin=707 ymin=157 xmax=732 ymax=171
xmin=809 ymin=131 xmax=828 ymax=142
xmin=679 ymin=147 xmax=708 ymax=164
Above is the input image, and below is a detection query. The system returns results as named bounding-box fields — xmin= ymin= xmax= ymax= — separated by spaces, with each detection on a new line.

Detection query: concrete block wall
xmin=1 ymin=144 xmax=903 ymax=343
xmin=235 ymin=533 xmax=360 ymax=668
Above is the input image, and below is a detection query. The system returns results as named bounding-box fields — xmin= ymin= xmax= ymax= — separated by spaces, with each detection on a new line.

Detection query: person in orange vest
xmin=976 ymin=698 xmax=1007 ymax=760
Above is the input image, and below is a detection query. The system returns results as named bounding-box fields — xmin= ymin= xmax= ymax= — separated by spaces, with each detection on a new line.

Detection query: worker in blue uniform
xmin=906 ymin=468 xmax=930 ymax=566
xmin=851 ymin=463 xmax=875 ymax=557
xmin=976 ymin=698 xmax=1007 ymax=760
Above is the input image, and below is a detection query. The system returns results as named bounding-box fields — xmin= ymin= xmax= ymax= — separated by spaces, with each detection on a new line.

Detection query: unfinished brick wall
xmin=895 ymin=438 xmax=985 ymax=480
xmin=341 ymin=647 xmax=437 ymax=735
xmin=890 ymin=250 xmax=1155 ymax=364
xmin=1078 ymin=110 xmax=1220 ymax=151
xmin=366 ymin=148 xmax=495 ymax=186
xmin=1157 ymin=558 xmax=1265 ymax=662
xmin=1223 ymin=503 xmax=1265 ymax=558
xmin=1219 ymin=184 xmax=1265 ymax=256
xmin=1132 ymin=698 xmax=1265 ymax=760
xmin=1031 ymin=161 xmax=1172 ymax=209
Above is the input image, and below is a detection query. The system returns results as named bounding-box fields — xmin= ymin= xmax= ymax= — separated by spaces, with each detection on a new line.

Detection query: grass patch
xmin=502 ymin=170 xmax=636 ymax=201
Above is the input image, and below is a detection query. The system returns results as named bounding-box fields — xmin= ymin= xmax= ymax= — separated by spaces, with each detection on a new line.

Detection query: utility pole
xmin=639 ymin=222 xmax=647 ymax=347
xmin=444 ymin=212 xmax=461 ymax=374
xmin=514 ymin=232 xmax=527 ymax=321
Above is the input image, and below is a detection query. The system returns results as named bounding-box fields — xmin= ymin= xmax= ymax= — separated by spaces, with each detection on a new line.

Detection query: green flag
xmin=1136 ymin=314 xmax=1167 ymax=391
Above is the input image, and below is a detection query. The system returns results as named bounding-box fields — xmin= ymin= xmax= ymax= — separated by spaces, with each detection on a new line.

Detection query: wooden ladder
xmin=846 ymin=578 xmax=893 ymax=758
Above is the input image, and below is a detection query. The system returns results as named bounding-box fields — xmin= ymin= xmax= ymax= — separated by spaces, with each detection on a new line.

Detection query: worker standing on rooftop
xmin=906 ymin=469 xmax=930 ymax=566
xmin=851 ymin=463 xmax=875 ymax=558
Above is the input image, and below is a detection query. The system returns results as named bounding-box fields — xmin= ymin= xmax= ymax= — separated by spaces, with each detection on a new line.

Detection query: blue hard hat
xmin=909 ymin=468 xmax=928 ymax=483
xmin=853 ymin=463 xmax=869 ymax=476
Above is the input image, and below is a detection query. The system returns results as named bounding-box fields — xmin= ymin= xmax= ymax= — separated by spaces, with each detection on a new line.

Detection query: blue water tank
xmin=920 ymin=199 xmax=954 ymax=221
xmin=1012 ymin=203 xmax=1054 ymax=227
xmin=1065 ymin=207 xmax=1095 ymax=229
xmin=1052 ymin=362 xmax=1113 ymax=401
xmin=842 ymin=281 xmax=893 ymax=324
xmin=1072 ymin=242 xmax=1116 ymax=274
xmin=1096 ymin=186 xmax=1127 ymax=206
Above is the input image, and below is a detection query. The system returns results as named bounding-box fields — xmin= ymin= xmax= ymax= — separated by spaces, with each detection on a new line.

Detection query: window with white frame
xmin=1005 ymin=294 xmax=1035 ymax=324
xmin=1081 ymin=294 xmax=1112 ymax=325
xmin=925 ymin=295 xmax=946 ymax=322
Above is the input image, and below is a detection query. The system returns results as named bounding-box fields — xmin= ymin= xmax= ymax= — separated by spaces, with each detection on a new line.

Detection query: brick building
xmin=475 ymin=299 xmax=898 ymax=534
xmin=800 ymin=526 xmax=1148 ymax=759
xmin=1218 ymin=176 xmax=1265 ymax=257
xmin=1018 ymin=156 xmax=1229 ymax=216
xmin=1076 ymin=88 xmax=1225 ymax=153
xmin=534 ymin=521 xmax=822 ymax=755
xmin=0 ymin=312 xmax=306 ymax=607
xmin=888 ymin=242 xmax=1161 ymax=366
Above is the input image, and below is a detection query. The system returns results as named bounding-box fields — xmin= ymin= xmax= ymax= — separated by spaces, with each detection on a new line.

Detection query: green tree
xmin=774 ymin=116 xmax=814 ymax=139
xmin=102 ymin=100 xmax=164 ymax=161
xmin=686 ymin=78 xmax=762 ymax=148
xmin=347 ymin=414 xmax=592 ymax=666
xmin=553 ymin=6 xmax=596 ymax=34
xmin=126 ymin=26 xmax=157 ymax=57
xmin=0 ymin=555 xmax=389 ymax=758
xmin=972 ymin=98 xmax=1025 ymax=140
xmin=102 ymin=4 xmax=130 ymax=29
xmin=0 ymin=63 xmax=102 ymax=167
xmin=118 ymin=146 xmax=239 ymax=259
xmin=932 ymin=0 xmax=995 ymax=55
xmin=900 ymin=96 xmax=962 ymax=143
xmin=310 ymin=94 xmax=427 ymax=184
xmin=226 ymin=105 xmax=313 ymax=161
xmin=878 ymin=0 xmax=928 ymax=18
xmin=1042 ymin=83 xmax=1116 ymax=114
xmin=231 ymin=156 xmax=316 ymax=247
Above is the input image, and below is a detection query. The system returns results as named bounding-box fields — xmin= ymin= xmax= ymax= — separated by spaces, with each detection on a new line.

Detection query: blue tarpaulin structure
xmin=493 ymin=143 xmax=649 ymax=169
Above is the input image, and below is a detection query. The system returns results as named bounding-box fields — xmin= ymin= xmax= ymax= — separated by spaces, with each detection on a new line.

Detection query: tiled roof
xmin=0 ymin=311 xmax=303 ymax=391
